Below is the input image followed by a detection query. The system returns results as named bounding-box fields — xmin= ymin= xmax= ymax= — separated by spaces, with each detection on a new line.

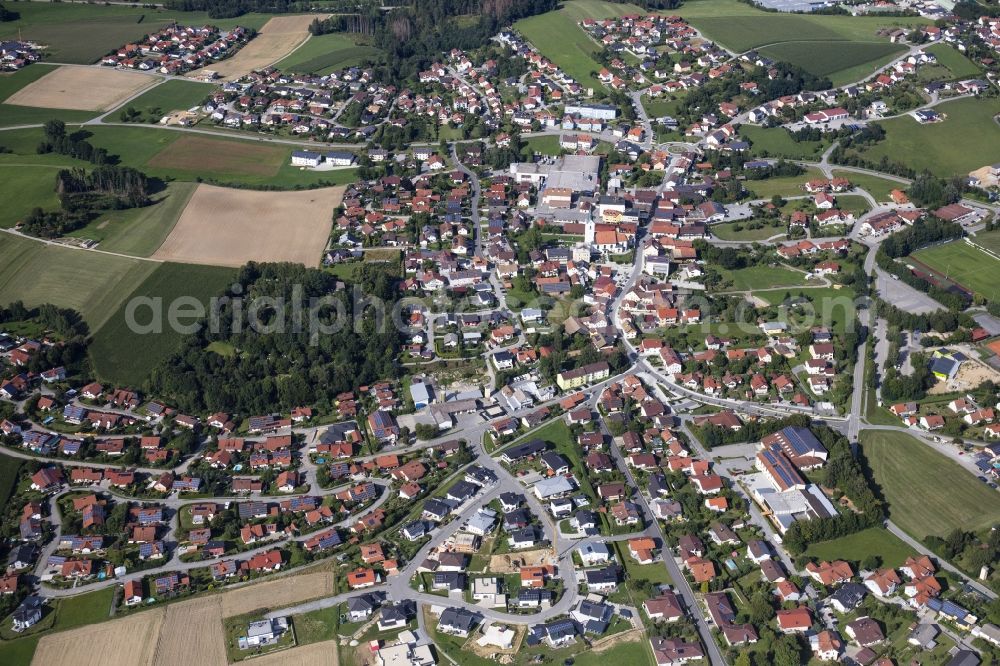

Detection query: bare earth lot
xmin=5 ymin=66 xmax=154 ymax=111
xmin=190 ymin=15 xmax=324 ymax=81
xmin=247 ymin=639 xmax=340 ymax=666
xmin=221 ymin=571 xmax=335 ymax=617
xmin=489 ymin=548 xmax=558 ymax=573
xmin=33 ymin=607 xmax=166 ymax=666
xmin=153 ymin=184 xmax=344 ymax=267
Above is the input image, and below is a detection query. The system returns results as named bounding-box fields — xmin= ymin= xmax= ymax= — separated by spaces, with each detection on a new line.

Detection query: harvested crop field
xmin=191 ymin=15 xmax=325 ymax=81
xmin=5 ymin=66 xmax=154 ymax=111
xmin=221 ymin=571 xmax=335 ymax=617
xmin=153 ymin=184 xmax=344 ymax=267
xmin=146 ymin=135 xmax=286 ymax=177
xmin=153 ymin=597 xmax=227 ymax=666
xmin=246 ymin=639 xmax=340 ymax=666
xmin=32 ymin=607 xmax=165 ymax=666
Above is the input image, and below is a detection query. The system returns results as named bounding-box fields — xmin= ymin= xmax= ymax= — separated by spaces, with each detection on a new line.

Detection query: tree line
xmin=21 ymin=165 xmax=153 ymax=238
xmin=782 ymin=427 xmax=885 ymax=553
xmin=146 ymin=262 xmax=403 ymax=411
xmin=36 ymin=120 xmax=112 ymax=166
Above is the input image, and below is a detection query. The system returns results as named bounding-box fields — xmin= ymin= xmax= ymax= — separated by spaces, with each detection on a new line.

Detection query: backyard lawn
xmin=831 ymin=169 xmax=902 ymax=202
xmin=860 ymin=430 xmax=1000 ymax=539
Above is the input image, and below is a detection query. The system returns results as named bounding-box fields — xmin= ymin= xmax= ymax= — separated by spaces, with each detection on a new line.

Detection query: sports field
xmin=0 ymin=65 xmax=99 ymax=126
xmin=4 ymin=66 xmax=153 ymax=111
xmin=189 ymin=15 xmax=322 ymax=81
xmin=912 ymin=239 xmax=1000 ymax=301
xmin=971 ymin=229 xmax=1000 ymax=255
xmin=758 ymin=41 xmax=903 ymax=86
xmin=926 ymin=43 xmax=981 ymax=79
xmin=0 ymin=233 xmax=157 ymax=330
xmin=152 ymin=184 xmax=345 ymax=267
xmin=860 ymin=430 xmax=1000 ymax=539
xmin=515 ymin=1 xmax=644 ymax=93
xmin=855 ymin=97 xmax=1000 ymax=177
xmin=275 ymin=32 xmax=380 ymax=74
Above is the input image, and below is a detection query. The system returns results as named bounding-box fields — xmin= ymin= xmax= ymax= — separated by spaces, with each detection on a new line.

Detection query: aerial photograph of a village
xmin=0 ymin=0 xmax=998 ymax=664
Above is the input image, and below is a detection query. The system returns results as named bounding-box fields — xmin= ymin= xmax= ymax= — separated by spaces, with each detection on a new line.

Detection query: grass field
xmin=291 ymin=606 xmax=339 ymax=645
xmin=515 ymin=0 xmax=644 ymax=93
xmin=926 ymin=43 xmax=981 ymax=79
xmin=0 ymin=454 xmax=21 ymax=507
xmin=90 ymin=262 xmax=236 ymax=387
xmin=275 ymin=32 xmax=380 ymax=74
xmin=680 ymin=0 xmax=927 ymax=49
xmin=121 ymin=79 xmax=216 ymax=117
xmin=717 ymin=265 xmax=810 ymax=291
xmin=913 ymin=239 xmax=1000 ymax=301
xmin=741 ymin=125 xmax=828 ymax=159
xmin=804 ymin=527 xmax=916 ymax=567
xmin=757 ymin=286 xmax=856 ymax=333
xmin=711 ymin=221 xmax=786 ymax=241
xmin=860 ymin=430 xmax=1000 ymax=539
xmin=856 ymin=97 xmax=1000 ymax=177
xmin=831 ymin=169 xmax=902 ymax=202
xmin=0 ymin=65 xmax=97 ymax=126
xmin=758 ymin=41 xmax=903 ymax=86
xmin=0 ymin=158 xmax=67 ymax=227
xmin=746 ymin=167 xmax=824 ymax=199
xmin=148 ymin=134 xmax=287 ymax=178
xmin=67 ymin=182 xmax=197 ymax=257
xmin=0 ymin=4 xmax=271 ymax=64
xmin=80 ymin=126 xmax=360 ymax=188
xmin=523 ymin=134 xmax=562 ymax=156
xmin=673 ymin=0 xmax=924 ymax=84
xmin=0 ymin=233 xmax=157 ymax=331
